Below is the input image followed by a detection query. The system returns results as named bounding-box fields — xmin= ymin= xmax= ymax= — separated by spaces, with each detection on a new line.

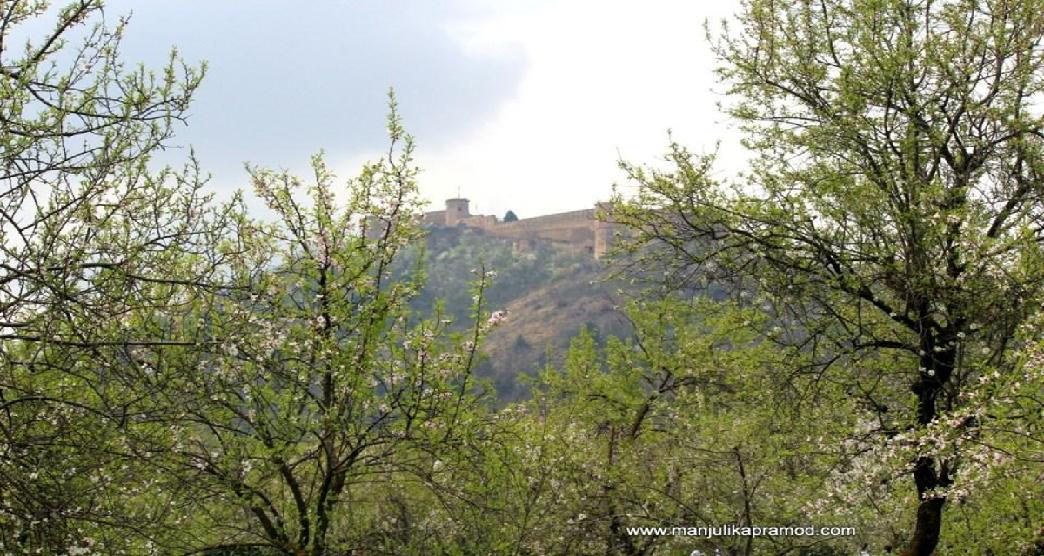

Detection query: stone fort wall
xmin=424 ymin=199 xmax=613 ymax=258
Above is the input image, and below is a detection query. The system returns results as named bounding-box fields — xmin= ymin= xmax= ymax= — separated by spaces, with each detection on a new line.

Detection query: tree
xmin=1 ymin=0 xmax=209 ymax=341
xmin=1 ymin=1 xmax=231 ymax=552
xmin=529 ymin=300 xmax=862 ymax=556
xmin=612 ymin=0 xmax=1044 ymax=553
xmin=503 ymin=210 xmax=519 ymax=222
xmin=137 ymin=98 xmax=494 ymax=555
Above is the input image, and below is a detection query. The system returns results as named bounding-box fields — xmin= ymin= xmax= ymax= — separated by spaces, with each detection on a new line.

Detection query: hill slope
xmin=400 ymin=226 xmax=632 ymax=401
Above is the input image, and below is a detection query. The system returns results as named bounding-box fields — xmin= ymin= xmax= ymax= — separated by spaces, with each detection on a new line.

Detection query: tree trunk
xmin=901 ymin=459 xmax=946 ymax=556
xmin=901 ymin=340 xmax=955 ymax=555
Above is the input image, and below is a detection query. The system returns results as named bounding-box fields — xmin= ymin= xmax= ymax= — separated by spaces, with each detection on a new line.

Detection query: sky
xmin=95 ymin=0 xmax=746 ymax=219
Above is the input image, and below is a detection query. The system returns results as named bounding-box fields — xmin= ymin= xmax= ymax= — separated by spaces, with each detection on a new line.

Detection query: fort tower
xmin=444 ymin=198 xmax=470 ymax=226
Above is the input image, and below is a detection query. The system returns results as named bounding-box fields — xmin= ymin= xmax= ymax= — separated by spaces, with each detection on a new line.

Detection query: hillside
xmin=401 ymin=226 xmax=632 ymax=401
xmin=478 ymin=263 xmax=631 ymax=401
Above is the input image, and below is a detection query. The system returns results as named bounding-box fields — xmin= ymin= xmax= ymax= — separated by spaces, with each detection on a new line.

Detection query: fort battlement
xmin=423 ymin=198 xmax=615 ymax=259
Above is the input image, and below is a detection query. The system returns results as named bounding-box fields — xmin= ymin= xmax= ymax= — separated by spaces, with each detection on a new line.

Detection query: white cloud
xmin=113 ymin=0 xmax=749 ymax=219
xmin=416 ymin=0 xmax=746 ymax=219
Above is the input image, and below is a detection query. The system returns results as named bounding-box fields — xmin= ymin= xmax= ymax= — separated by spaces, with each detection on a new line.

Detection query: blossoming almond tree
xmin=138 ymin=99 xmax=493 ymax=555
xmin=0 ymin=1 xmax=241 ymax=553
xmin=611 ymin=0 xmax=1044 ymax=553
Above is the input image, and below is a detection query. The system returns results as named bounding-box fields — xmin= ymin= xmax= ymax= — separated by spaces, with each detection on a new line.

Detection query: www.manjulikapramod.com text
xmin=625 ymin=524 xmax=856 ymax=538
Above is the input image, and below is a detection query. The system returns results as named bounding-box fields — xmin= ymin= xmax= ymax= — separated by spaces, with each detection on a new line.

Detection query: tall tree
xmin=612 ymin=0 xmax=1044 ymax=553
xmin=140 ymin=100 xmax=493 ymax=555
xmin=0 ymin=2 xmax=237 ymax=552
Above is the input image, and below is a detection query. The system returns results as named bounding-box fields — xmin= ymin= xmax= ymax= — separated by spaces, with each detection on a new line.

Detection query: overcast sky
xmin=100 ymin=0 xmax=745 ymax=219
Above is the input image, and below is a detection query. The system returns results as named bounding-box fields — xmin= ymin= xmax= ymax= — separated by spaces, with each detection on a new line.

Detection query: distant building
xmin=422 ymin=198 xmax=616 ymax=259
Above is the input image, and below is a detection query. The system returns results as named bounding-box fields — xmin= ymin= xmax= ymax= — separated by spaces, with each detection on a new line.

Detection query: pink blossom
xmin=487 ymin=310 xmax=508 ymax=326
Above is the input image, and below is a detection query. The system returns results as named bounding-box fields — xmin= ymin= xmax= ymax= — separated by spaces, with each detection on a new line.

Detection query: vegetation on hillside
xmin=397 ymin=226 xmax=630 ymax=400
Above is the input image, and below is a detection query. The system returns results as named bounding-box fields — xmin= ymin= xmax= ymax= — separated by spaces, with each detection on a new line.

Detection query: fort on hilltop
xmin=422 ymin=198 xmax=615 ymax=259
